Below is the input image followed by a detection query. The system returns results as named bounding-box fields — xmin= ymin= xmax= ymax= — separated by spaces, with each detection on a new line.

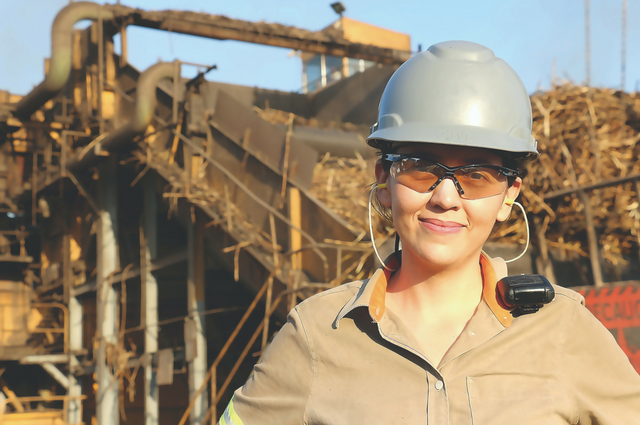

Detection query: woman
xmin=218 ymin=41 xmax=640 ymax=425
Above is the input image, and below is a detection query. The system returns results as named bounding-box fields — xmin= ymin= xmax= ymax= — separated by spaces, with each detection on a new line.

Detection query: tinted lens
xmin=454 ymin=166 xmax=508 ymax=199
xmin=390 ymin=159 xmax=508 ymax=199
xmin=391 ymin=158 xmax=441 ymax=193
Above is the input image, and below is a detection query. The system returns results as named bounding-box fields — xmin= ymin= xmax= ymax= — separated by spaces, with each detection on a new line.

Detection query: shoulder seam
xmin=554 ymin=291 xmax=585 ymax=304
xmin=293 ymin=306 xmax=315 ymax=424
xmin=552 ymin=283 xmax=585 ymax=304
xmin=555 ymin=292 xmax=580 ymax=301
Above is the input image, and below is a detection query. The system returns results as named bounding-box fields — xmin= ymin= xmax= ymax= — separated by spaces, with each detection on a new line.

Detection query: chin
xmin=407 ymin=242 xmax=479 ymax=269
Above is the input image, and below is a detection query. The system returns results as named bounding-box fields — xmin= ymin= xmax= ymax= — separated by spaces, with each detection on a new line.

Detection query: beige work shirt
xmin=220 ymin=254 xmax=640 ymax=425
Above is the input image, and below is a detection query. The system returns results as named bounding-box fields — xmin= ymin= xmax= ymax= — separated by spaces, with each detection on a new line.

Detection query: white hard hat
xmin=368 ymin=40 xmax=538 ymax=159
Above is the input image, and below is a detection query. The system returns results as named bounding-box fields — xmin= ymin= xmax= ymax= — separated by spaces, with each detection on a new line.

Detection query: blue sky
xmin=0 ymin=0 xmax=637 ymax=96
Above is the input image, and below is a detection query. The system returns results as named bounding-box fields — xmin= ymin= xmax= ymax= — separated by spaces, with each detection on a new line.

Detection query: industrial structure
xmin=0 ymin=2 xmax=639 ymax=425
xmin=0 ymin=2 xmax=412 ymax=424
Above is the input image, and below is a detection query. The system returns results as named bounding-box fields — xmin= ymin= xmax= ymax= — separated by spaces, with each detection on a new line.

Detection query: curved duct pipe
xmin=67 ymin=61 xmax=176 ymax=171
xmin=13 ymin=2 xmax=114 ymax=119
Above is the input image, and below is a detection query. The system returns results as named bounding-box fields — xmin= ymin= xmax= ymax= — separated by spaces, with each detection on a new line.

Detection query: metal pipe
xmin=42 ymin=362 xmax=70 ymax=390
xmin=96 ymin=157 xmax=119 ymax=425
xmin=289 ymin=127 xmax=374 ymax=158
xmin=98 ymin=10 xmax=105 ymax=136
xmin=14 ymin=1 xmax=409 ymax=120
xmin=187 ymin=212 xmax=208 ymax=425
xmin=141 ymin=172 xmax=159 ymax=425
xmin=67 ymin=61 xmax=175 ymax=171
xmin=13 ymin=2 xmax=114 ymax=119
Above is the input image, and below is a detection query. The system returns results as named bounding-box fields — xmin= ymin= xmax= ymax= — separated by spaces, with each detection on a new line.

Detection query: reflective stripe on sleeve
xmin=218 ymin=397 xmax=244 ymax=425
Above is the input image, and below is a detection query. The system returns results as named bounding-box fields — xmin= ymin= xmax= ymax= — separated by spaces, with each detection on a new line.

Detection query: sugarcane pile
xmin=254 ymin=105 xmax=369 ymax=135
xmin=520 ymin=84 xmax=640 ymax=266
xmin=310 ymin=153 xmax=391 ymax=239
xmin=310 ymin=84 xmax=640 ymax=267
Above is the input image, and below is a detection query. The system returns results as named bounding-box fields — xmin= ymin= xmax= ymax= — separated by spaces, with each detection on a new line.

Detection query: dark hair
xmin=369 ymin=140 xmax=397 ymax=222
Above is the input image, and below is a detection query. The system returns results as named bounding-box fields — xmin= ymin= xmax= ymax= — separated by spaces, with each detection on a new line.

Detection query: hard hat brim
xmin=367 ymin=122 xmax=539 ymax=158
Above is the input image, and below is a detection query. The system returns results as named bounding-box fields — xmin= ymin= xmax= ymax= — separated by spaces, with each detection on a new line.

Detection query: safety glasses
xmin=382 ymin=154 xmax=519 ymax=200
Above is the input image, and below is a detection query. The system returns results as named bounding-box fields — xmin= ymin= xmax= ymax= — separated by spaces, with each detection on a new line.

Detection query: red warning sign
xmin=578 ymin=284 xmax=640 ymax=374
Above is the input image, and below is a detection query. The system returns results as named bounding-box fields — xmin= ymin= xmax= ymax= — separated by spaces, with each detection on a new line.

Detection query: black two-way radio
xmin=496 ymin=274 xmax=555 ymax=318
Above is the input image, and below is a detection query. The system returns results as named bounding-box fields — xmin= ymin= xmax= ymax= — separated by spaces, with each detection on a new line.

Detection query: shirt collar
xmin=334 ymin=252 xmax=512 ymax=328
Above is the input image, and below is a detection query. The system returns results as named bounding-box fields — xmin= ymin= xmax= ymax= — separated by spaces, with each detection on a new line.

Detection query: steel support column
xmin=96 ymin=157 xmax=119 ymax=425
xmin=187 ymin=210 xmax=208 ymax=425
xmin=65 ymin=200 xmax=83 ymax=424
xmin=141 ymin=173 xmax=159 ymax=425
xmin=68 ymin=285 xmax=83 ymax=423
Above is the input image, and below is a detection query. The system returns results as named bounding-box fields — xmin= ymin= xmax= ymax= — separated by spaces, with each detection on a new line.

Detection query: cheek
xmin=464 ymin=198 xmax=503 ymax=231
xmin=390 ymin=184 xmax=428 ymax=219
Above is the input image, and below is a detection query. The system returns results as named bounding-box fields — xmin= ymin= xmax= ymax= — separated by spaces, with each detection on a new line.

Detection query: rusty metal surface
xmin=203 ymin=89 xmax=364 ymax=280
xmin=0 ymin=3 xmax=411 ymax=420
xmin=210 ymin=89 xmax=318 ymax=190
xmin=106 ymin=4 xmax=412 ymax=64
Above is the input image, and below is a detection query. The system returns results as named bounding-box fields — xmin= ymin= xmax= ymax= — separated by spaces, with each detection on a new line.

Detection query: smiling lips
xmin=419 ymin=218 xmax=465 ymax=234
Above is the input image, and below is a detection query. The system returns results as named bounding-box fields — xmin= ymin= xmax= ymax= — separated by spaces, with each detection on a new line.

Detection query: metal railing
xmin=1 ymin=394 xmax=86 ymax=425
xmin=132 ymin=96 xmax=384 ymax=423
xmin=31 ymin=303 xmax=69 ymax=354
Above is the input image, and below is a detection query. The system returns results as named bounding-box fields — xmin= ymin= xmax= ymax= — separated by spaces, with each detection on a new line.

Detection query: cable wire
xmin=505 ymin=201 xmax=530 ymax=264
xmin=368 ymin=186 xmax=398 ymax=271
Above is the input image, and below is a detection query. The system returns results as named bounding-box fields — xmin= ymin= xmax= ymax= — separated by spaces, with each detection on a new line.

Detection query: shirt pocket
xmin=466 ymin=375 xmax=569 ymax=425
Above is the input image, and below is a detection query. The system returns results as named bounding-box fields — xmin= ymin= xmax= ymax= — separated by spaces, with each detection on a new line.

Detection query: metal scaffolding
xmin=0 ymin=2 xmax=404 ymax=423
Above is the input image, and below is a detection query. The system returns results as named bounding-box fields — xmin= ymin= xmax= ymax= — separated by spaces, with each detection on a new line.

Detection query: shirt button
xmin=435 ymin=380 xmax=444 ymax=391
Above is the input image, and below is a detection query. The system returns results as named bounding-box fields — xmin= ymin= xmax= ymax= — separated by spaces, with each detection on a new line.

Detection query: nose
xmin=428 ymin=177 xmax=462 ymax=210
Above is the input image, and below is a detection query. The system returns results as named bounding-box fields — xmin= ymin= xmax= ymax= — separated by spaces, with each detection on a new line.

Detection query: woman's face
xmin=375 ymin=143 xmax=522 ymax=269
